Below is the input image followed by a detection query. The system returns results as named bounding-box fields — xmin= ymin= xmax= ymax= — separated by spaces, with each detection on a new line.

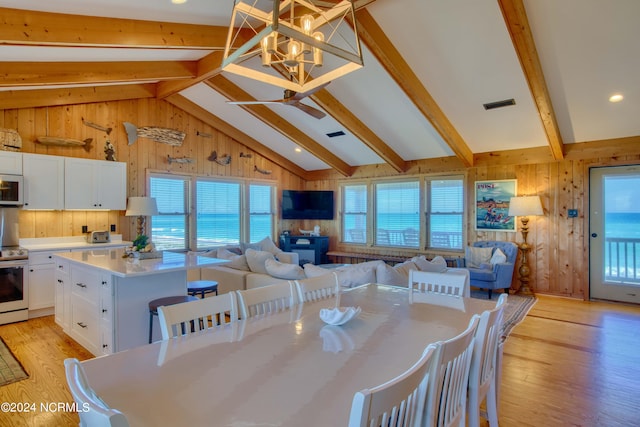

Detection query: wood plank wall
xmin=0 ymin=99 xmax=304 ymax=241
xmin=2 ymin=99 xmax=639 ymax=299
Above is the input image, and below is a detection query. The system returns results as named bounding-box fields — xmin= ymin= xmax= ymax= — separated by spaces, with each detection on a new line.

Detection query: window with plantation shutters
xmin=375 ymin=181 xmax=420 ymax=248
xmin=149 ymin=175 xmax=190 ymax=251
xmin=427 ymin=177 xmax=464 ymax=250
xmin=196 ymin=180 xmax=241 ymax=247
xmin=249 ymin=184 xmax=275 ymax=243
xmin=342 ymin=184 xmax=367 ymax=243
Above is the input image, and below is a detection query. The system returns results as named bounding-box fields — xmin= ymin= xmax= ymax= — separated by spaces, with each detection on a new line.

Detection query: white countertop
xmin=20 ymin=235 xmax=130 ymax=252
xmin=53 ymin=248 xmax=228 ymax=278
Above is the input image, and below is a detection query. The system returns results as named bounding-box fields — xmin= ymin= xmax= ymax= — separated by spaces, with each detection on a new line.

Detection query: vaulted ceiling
xmin=1 ymin=0 xmax=638 ymax=179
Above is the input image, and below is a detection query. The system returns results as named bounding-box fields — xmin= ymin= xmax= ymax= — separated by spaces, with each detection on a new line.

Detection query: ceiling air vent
xmin=326 ymin=130 xmax=346 ymax=138
xmin=483 ymin=98 xmax=516 ymax=110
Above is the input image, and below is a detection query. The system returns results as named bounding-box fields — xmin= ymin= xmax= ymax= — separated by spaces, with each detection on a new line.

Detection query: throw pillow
xmin=264 ymin=258 xmax=305 ymax=280
xmin=303 ymin=263 xmax=331 ymax=278
xmin=216 ymin=248 xmax=250 ymax=271
xmin=244 ymin=248 xmax=276 ymax=274
xmin=240 ymin=242 xmax=261 ymax=253
xmin=465 ymin=246 xmax=493 ymax=268
xmin=490 ymin=248 xmax=507 ymax=265
xmin=376 ymin=261 xmax=417 ymax=287
xmin=256 ymin=236 xmax=284 ymax=255
xmin=334 ymin=262 xmax=382 ymax=288
xmin=412 ymin=255 xmax=447 ymax=272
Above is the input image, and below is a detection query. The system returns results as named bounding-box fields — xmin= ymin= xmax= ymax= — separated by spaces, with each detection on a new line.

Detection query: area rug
xmin=470 ymin=290 xmax=537 ymax=340
xmin=0 ymin=337 xmax=28 ymax=387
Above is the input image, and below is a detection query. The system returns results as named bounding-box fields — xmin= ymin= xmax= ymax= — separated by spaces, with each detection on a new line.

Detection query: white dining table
xmin=82 ymin=283 xmax=495 ymax=427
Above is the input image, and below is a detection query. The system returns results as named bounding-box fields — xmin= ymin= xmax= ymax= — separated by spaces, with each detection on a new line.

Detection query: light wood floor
xmin=0 ymin=296 xmax=639 ymax=427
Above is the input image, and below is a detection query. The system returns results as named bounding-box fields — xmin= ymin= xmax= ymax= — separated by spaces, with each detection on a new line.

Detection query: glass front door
xmin=589 ymin=165 xmax=640 ymax=303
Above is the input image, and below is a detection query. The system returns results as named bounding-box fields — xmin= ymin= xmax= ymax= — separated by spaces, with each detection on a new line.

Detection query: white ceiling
xmin=1 ymin=0 xmax=638 ymax=175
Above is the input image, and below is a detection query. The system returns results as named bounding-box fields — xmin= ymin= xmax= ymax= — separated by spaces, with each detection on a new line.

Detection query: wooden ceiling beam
xmin=354 ymin=9 xmax=474 ymax=167
xmin=166 ymin=94 xmax=310 ymax=180
xmin=310 ymin=89 xmax=408 ymax=173
xmin=498 ymin=0 xmax=564 ymax=160
xmin=0 ymin=84 xmax=156 ymax=110
xmin=0 ymin=7 xmax=226 ymax=49
xmin=156 ymin=52 xmax=225 ymax=99
xmin=0 ymin=61 xmax=195 ymax=87
xmin=206 ymin=75 xmax=355 ymax=177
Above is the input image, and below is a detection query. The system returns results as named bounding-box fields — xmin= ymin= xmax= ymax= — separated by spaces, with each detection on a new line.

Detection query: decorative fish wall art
xmin=208 ymin=151 xmax=231 ymax=165
xmin=82 ymin=118 xmax=112 ymax=135
xmin=196 ymin=130 xmax=212 ymax=138
xmin=0 ymin=128 xmax=22 ymax=151
xmin=123 ymin=122 xmax=185 ymax=146
xmin=254 ymin=165 xmax=272 ymax=175
xmin=36 ymin=136 xmax=93 ymax=152
xmin=239 ymin=152 xmax=253 ymax=158
xmin=167 ymin=155 xmax=194 ymax=165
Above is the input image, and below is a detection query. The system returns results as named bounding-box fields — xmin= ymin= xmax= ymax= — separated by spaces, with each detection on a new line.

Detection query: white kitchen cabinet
xmin=22 ymin=153 xmax=65 ymax=210
xmin=64 ymin=157 xmax=126 ymax=210
xmin=28 ymin=250 xmax=59 ymax=312
xmin=54 ymin=256 xmax=71 ymax=328
xmin=68 ymin=264 xmax=112 ymax=356
xmin=0 ymin=151 xmax=22 ymax=175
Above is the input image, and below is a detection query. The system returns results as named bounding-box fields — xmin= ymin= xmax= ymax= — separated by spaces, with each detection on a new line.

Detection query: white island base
xmin=54 ymin=249 xmax=227 ymax=356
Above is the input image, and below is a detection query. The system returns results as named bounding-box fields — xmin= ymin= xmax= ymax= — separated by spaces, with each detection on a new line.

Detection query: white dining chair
xmin=348 ymin=343 xmax=441 ymax=427
xmin=236 ymin=281 xmax=297 ymax=319
xmin=294 ymin=271 xmax=340 ymax=304
xmin=157 ymin=291 xmax=238 ymax=340
xmin=467 ymin=293 xmax=507 ymax=427
xmin=430 ymin=315 xmax=480 ymax=427
xmin=64 ymin=358 xmax=129 ymax=427
xmin=409 ymin=269 xmax=470 ymax=298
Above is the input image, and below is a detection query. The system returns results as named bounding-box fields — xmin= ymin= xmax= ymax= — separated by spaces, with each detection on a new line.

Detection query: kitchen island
xmin=53 ymin=248 xmax=227 ymax=356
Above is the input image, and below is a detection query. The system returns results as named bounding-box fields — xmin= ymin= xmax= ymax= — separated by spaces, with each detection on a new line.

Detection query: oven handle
xmin=0 ymin=260 xmax=28 ymax=268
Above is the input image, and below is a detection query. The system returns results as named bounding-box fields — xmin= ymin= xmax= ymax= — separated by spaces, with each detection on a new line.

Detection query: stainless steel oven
xmin=0 ymin=207 xmax=29 ymax=324
xmin=0 ymin=258 xmax=28 ymax=324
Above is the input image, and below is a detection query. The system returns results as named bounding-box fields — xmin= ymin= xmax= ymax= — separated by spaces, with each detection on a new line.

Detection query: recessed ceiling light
xmin=294 ymin=147 xmax=302 ymax=153
xmin=609 ymin=94 xmax=624 ymax=103
xmin=172 ymin=0 xmax=187 ymax=4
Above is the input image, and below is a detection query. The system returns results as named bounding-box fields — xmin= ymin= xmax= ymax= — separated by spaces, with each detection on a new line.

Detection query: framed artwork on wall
xmin=475 ymin=179 xmax=517 ymax=232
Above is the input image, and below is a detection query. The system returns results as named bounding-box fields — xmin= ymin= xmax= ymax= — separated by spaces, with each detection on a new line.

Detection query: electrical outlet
xmin=110 ymin=224 xmax=116 ymax=232
xmin=568 ymin=209 xmax=578 ymax=218
xmin=82 ymin=225 xmax=88 ymax=233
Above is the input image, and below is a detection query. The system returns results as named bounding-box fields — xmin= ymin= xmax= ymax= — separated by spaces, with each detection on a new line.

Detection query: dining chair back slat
xmin=467 ymin=293 xmax=507 ymax=427
xmin=157 ymin=292 xmax=237 ymax=340
xmin=64 ymin=358 xmax=130 ymax=427
xmin=348 ymin=344 xmax=440 ymax=427
xmin=431 ymin=315 xmax=480 ymax=427
xmin=409 ymin=270 xmax=469 ymax=298
xmin=236 ymin=281 xmax=297 ymax=319
xmin=294 ymin=272 xmax=340 ymax=304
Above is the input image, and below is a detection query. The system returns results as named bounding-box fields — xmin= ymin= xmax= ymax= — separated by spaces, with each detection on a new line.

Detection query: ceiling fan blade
xmin=292 ymin=102 xmax=327 ymax=119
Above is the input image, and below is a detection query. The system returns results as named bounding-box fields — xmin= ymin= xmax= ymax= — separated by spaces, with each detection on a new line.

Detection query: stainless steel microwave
xmin=0 ymin=175 xmax=23 ymax=205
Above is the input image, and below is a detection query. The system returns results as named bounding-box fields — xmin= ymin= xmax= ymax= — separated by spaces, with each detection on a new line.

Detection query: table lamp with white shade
xmin=508 ymin=195 xmax=543 ymax=295
xmin=125 ymin=196 xmax=158 ymax=237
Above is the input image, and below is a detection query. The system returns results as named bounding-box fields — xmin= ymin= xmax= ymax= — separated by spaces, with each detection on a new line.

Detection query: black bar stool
xmin=187 ymin=280 xmax=219 ymax=299
xmin=148 ymin=295 xmax=198 ymax=343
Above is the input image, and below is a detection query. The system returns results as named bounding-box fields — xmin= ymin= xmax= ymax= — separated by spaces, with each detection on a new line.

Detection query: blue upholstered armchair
xmin=456 ymin=241 xmax=518 ymax=299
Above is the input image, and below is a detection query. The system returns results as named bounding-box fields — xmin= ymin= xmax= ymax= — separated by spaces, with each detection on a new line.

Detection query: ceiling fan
xmin=227 ymin=82 xmax=329 ymax=120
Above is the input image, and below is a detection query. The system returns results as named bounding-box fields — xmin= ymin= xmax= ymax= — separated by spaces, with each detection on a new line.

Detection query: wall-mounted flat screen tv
xmin=282 ymin=190 xmax=334 ymax=220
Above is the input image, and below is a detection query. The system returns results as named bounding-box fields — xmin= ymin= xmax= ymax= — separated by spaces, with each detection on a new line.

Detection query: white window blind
xmin=375 ymin=181 xmax=420 ymax=247
xmin=196 ymin=180 xmax=240 ymax=248
xmin=249 ymin=184 xmax=274 ymax=243
xmin=428 ymin=177 xmax=464 ymax=250
xmin=149 ymin=175 xmax=189 ymax=251
xmin=342 ymin=184 xmax=367 ymax=243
